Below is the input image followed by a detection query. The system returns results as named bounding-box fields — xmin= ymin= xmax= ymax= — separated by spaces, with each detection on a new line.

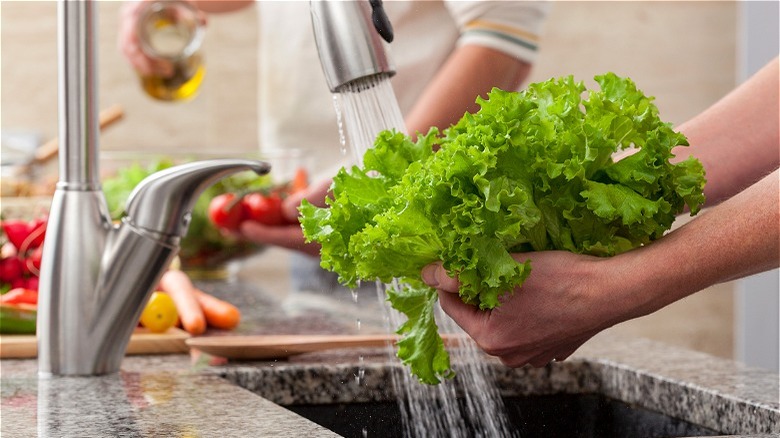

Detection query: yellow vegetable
xmin=139 ymin=291 xmax=178 ymax=333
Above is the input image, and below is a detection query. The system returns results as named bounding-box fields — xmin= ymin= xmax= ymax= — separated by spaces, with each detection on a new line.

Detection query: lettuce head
xmin=300 ymin=73 xmax=706 ymax=384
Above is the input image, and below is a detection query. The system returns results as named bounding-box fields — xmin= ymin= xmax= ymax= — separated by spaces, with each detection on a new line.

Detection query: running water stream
xmin=332 ymin=75 xmax=516 ymax=438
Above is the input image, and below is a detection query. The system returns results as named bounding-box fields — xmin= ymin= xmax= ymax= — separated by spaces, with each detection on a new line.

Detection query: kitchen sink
xmin=216 ymin=354 xmax=755 ymax=438
xmin=283 ymin=393 xmax=718 ymax=438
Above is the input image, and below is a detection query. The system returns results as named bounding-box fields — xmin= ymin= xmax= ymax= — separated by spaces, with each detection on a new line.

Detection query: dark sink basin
xmin=216 ymin=339 xmax=779 ymax=438
xmin=284 ymin=393 xmax=718 ymax=438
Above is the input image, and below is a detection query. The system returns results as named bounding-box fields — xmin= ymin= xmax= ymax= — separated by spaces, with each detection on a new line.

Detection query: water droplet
xmin=333 ymin=75 xmax=405 ymax=164
xmin=332 ymin=94 xmax=347 ymax=156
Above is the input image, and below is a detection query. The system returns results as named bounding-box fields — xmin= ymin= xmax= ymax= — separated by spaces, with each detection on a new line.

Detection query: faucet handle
xmin=125 ymin=159 xmax=271 ymax=238
xmin=369 ymin=0 xmax=393 ymax=43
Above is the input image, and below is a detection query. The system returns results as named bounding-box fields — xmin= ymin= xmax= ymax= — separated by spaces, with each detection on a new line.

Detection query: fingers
xmin=421 ymin=262 xmax=459 ymax=292
xmin=281 ymin=193 xmax=304 ymax=222
xmin=424 ymin=263 xmax=487 ymax=340
xmin=282 ymin=178 xmax=333 ymax=221
xmin=437 ymin=289 xmax=481 ymax=321
xmin=118 ymin=0 xmax=154 ymax=76
xmin=239 ymin=221 xmax=321 ymax=256
xmin=496 ymin=333 xmax=594 ymax=369
xmin=234 ymin=177 xmax=334 ymax=255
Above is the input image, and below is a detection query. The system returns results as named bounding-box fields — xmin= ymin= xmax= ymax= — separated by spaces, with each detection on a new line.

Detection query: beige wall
xmin=529 ymin=1 xmax=737 ymax=126
xmin=1 ymin=1 xmax=738 ymax=359
xmin=1 ymin=2 xmax=737 ymax=154
xmin=1 ymin=1 xmax=259 ymax=155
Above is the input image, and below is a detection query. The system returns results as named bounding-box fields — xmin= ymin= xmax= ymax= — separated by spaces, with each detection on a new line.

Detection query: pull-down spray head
xmin=310 ymin=0 xmax=395 ymax=92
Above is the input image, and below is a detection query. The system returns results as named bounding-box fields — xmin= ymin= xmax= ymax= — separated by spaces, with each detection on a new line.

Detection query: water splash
xmin=332 ymin=94 xmax=348 ymax=156
xmin=378 ymin=282 xmax=516 ymax=438
xmin=334 ymin=74 xmax=405 ymax=163
xmin=334 ymin=74 xmax=515 ymax=437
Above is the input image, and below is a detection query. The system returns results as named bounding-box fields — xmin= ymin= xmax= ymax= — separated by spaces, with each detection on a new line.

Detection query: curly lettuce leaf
xmin=301 ymin=73 xmax=706 ymax=384
xmin=387 ymin=283 xmax=453 ymax=385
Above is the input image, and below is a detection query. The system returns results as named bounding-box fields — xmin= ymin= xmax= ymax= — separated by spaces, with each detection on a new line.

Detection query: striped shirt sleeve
xmin=444 ymin=1 xmax=551 ymax=63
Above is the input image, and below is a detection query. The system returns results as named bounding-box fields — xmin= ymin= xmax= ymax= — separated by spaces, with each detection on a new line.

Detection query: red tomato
xmin=0 ymin=287 xmax=38 ymax=305
xmin=207 ymin=193 xmax=245 ymax=231
xmin=242 ymin=193 xmax=285 ymax=226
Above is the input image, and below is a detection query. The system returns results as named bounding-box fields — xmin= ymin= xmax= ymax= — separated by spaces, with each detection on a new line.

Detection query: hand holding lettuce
xmin=300 ymin=73 xmax=706 ymax=385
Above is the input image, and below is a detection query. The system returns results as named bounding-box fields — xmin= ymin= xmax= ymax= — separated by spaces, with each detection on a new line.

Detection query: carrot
xmin=159 ymin=270 xmax=207 ymax=335
xmin=290 ymin=167 xmax=309 ymax=194
xmin=193 ymin=290 xmax=241 ymax=330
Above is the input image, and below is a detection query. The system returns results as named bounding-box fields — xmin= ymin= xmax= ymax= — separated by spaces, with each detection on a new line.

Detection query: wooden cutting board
xmin=186 ymin=333 xmax=464 ymax=360
xmin=0 ymin=327 xmax=190 ymax=359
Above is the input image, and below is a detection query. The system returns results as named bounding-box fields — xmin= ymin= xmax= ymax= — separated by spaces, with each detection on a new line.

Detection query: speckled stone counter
xmin=214 ymin=335 xmax=780 ymax=437
xmin=1 ymin=357 xmax=340 ymax=438
xmin=2 ymin=279 xmax=778 ymax=437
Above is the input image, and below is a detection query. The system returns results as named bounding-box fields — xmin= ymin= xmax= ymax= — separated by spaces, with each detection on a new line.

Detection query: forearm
xmin=404 ymin=45 xmax=532 ymax=136
xmin=607 ymin=169 xmax=779 ymax=322
xmin=674 ymin=58 xmax=779 ymax=205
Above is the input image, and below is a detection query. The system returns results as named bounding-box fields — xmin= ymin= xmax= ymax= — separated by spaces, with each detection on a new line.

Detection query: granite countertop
xmin=2 ymin=279 xmax=778 ymax=437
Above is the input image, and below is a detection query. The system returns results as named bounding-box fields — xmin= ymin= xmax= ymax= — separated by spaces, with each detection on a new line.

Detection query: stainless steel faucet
xmin=37 ymin=0 xmax=270 ymax=376
xmin=310 ymin=0 xmax=395 ymax=92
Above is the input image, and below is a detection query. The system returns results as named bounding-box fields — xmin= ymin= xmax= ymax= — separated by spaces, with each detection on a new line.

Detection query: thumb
xmin=421 ymin=262 xmax=460 ymax=293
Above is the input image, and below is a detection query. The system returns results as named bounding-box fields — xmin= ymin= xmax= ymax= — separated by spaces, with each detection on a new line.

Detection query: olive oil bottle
xmin=137 ymin=1 xmax=205 ymax=102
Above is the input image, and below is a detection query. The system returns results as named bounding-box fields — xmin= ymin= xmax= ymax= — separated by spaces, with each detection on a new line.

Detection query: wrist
xmin=582 ymin=255 xmax=639 ymax=330
xmin=598 ymin=224 xmax=720 ymax=326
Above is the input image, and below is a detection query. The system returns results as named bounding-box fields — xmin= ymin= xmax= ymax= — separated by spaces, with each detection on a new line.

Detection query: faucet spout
xmin=37 ymin=0 xmax=271 ymax=376
xmin=126 ymin=159 xmax=271 ymax=238
xmin=38 ymin=160 xmax=269 ymax=376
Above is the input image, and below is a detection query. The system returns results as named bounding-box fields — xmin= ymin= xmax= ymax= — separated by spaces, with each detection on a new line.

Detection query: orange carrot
xmin=290 ymin=167 xmax=309 ymax=194
xmin=193 ymin=290 xmax=241 ymax=330
xmin=159 ymin=270 xmax=207 ymax=335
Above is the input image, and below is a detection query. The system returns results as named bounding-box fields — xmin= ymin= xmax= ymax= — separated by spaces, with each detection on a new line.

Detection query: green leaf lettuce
xmin=300 ymin=73 xmax=706 ymax=384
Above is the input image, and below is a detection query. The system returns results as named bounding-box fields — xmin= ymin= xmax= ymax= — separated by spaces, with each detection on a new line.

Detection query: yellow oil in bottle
xmin=138 ymin=7 xmax=205 ymax=102
xmin=140 ymin=56 xmax=205 ymax=102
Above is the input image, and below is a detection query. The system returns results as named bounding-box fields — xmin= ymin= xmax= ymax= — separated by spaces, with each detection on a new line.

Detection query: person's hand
xmin=421 ymin=251 xmax=623 ymax=368
xmin=238 ymin=177 xmax=333 ymax=256
xmin=118 ymin=0 xmax=161 ymax=77
xmin=118 ymin=0 xmax=207 ymax=78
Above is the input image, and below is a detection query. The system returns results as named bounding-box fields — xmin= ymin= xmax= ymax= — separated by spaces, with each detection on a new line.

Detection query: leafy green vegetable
xmin=300 ymin=73 xmax=706 ymax=384
xmin=103 ymin=157 xmax=272 ymax=269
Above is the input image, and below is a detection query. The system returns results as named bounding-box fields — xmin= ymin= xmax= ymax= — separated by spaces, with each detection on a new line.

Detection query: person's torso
xmin=256 ymin=1 xmax=459 ymax=177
